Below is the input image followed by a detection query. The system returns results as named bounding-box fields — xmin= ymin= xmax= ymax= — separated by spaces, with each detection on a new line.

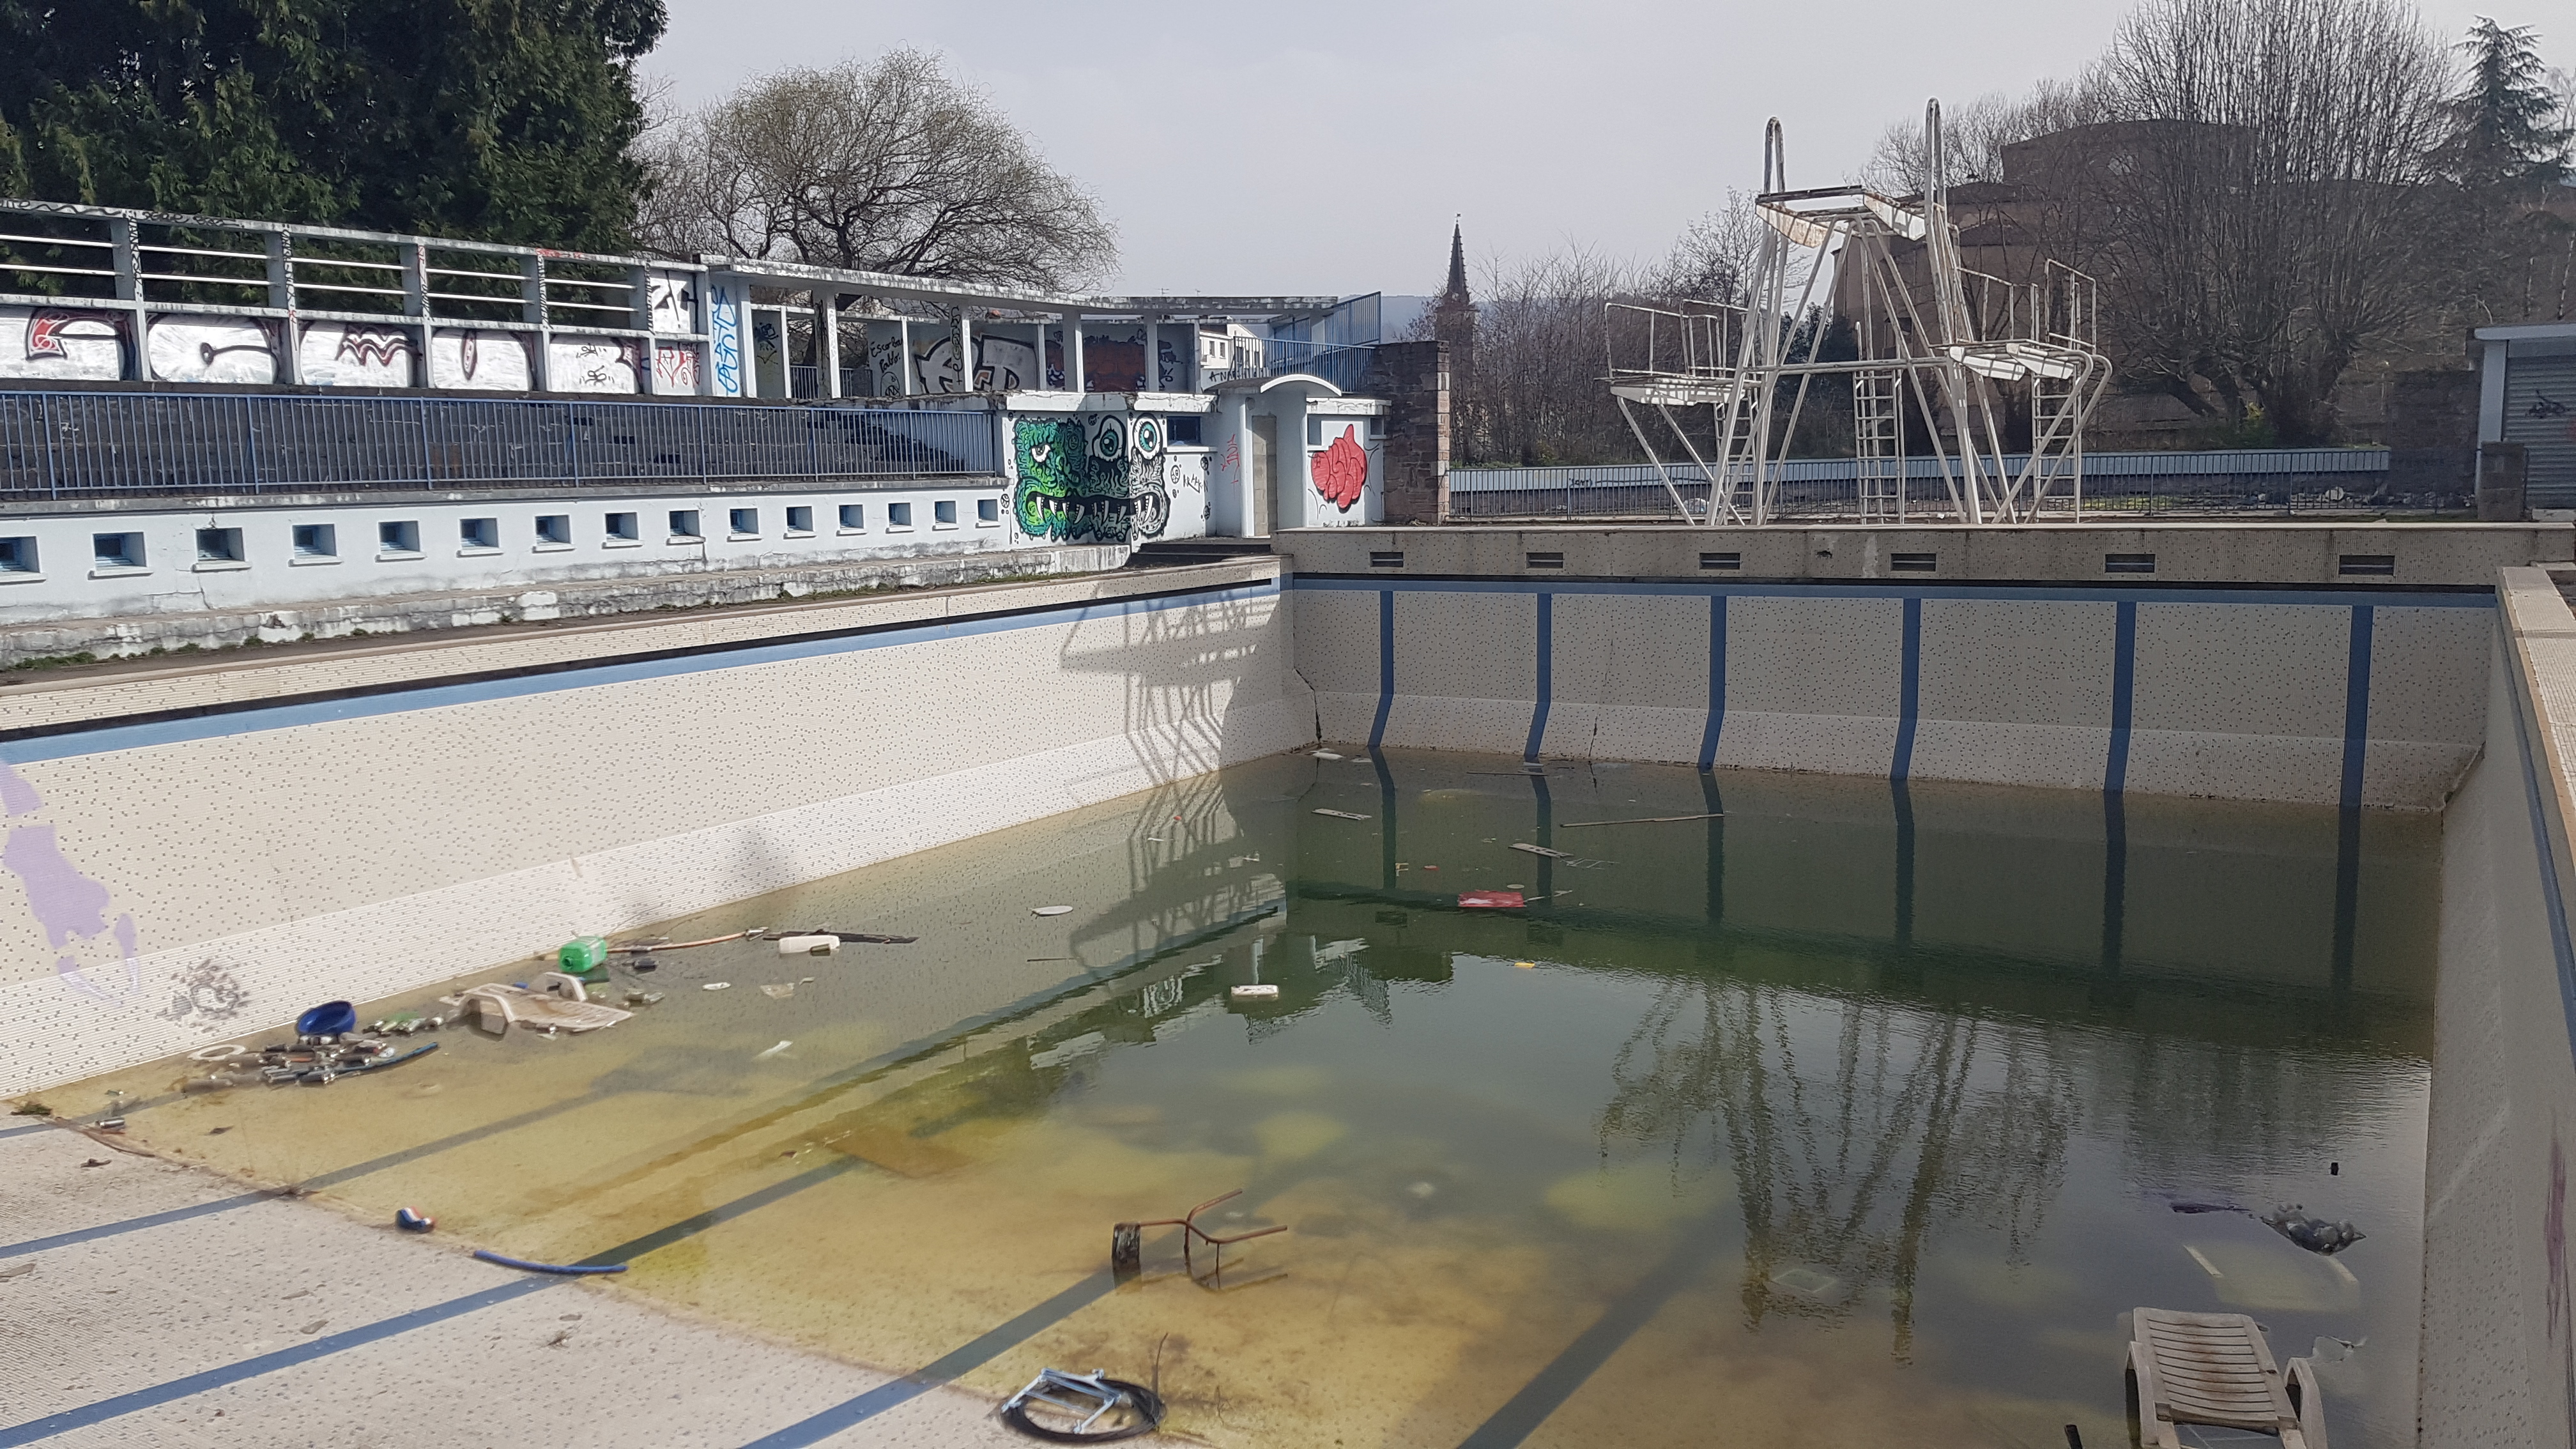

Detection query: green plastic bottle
xmin=558 ymin=935 xmax=609 ymax=975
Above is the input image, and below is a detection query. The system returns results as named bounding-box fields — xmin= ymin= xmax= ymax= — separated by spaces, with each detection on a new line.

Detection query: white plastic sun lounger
xmin=2128 ymin=1308 xmax=2327 ymax=1449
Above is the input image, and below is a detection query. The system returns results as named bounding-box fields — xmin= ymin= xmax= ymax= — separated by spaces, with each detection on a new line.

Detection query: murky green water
xmin=64 ymin=751 xmax=2436 ymax=1448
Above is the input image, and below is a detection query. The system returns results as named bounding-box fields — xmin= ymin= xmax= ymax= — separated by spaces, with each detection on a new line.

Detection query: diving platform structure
xmin=1610 ymin=104 xmax=2112 ymax=526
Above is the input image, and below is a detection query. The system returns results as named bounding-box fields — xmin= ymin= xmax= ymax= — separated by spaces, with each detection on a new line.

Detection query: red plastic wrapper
xmin=1458 ymin=891 xmax=1526 ymax=909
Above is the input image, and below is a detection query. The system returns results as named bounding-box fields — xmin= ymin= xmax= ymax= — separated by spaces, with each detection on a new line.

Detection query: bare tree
xmin=636 ymin=49 xmax=1116 ymax=290
xmin=1860 ymin=80 xmax=2110 ymax=194
xmin=2082 ymin=0 xmax=2464 ymax=443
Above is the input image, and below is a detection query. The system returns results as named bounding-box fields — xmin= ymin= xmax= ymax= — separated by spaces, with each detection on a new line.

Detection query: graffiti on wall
xmin=147 ymin=315 xmax=277 ymax=383
xmin=914 ymin=333 xmax=1043 ymax=394
xmin=647 ymin=270 xmax=696 ymax=334
xmin=709 ymin=283 xmax=744 ymax=396
xmin=549 ymin=337 xmax=643 ymax=394
xmin=427 ymin=329 xmax=532 ymax=390
xmin=1312 ymin=424 xmax=1371 ymax=512
xmin=654 ymin=344 xmax=700 ymax=394
xmin=1158 ymin=336 xmax=1182 ymax=392
xmin=1014 ymin=412 xmax=1173 ymax=543
xmin=298 ymin=322 xmax=415 ymax=387
xmin=1 ymin=307 xmax=127 ymax=380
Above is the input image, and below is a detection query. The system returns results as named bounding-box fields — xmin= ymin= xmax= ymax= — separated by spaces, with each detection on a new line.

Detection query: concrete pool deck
xmin=0 ymin=1121 xmax=1040 ymax=1448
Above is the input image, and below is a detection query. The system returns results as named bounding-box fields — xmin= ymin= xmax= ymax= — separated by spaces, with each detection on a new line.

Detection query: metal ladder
xmin=1853 ymin=369 xmax=1903 ymax=522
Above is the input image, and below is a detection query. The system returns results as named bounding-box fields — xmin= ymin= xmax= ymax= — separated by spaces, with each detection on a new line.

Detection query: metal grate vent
xmin=1368 ymin=550 xmax=1405 ymax=569
xmin=2104 ymin=553 xmax=2156 ymax=574
xmin=1699 ymin=551 xmax=1742 ymax=570
xmin=2337 ymin=554 xmax=2396 ymax=576
xmin=1525 ymin=551 xmax=1565 ymax=569
xmin=1889 ymin=552 xmax=1938 ymax=572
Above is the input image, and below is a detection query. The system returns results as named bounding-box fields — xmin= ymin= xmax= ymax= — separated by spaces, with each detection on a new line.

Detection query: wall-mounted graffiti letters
xmin=1 ymin=307 xmax=126 ymax=380
xmin=147 ymin=316 xmax=277 ymax=384
xmin=1313 ymin=424 xmax=1370 ymax=512
xmin=1013 ymin=413 xmax=1174 ymax=544
xmin=647 ymin=270 xmax=697 ymax=334
xmin=709 ymin=284 xmax=744 ymax=396
xmin=428 ymin=329 xmax=532 ymax=390
xmin=298 ymin=322 xmax=415 ymax=387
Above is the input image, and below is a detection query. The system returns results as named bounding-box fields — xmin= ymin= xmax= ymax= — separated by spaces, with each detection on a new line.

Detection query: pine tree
xmin=0 ymin=0 xmax=664 ymax=250
xmin=2445 ymin=17 xmax=2575 ymax=192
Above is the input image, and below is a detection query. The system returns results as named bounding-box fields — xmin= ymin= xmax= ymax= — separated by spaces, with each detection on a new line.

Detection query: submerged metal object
xmin=1000 ymin=1368 xmax=1166 ymax=1442
xmin=1110 ymin=1189 xmax=1287 ymax=1286
xmin=2261 ymin=1204 xmax=2366 ymax=1256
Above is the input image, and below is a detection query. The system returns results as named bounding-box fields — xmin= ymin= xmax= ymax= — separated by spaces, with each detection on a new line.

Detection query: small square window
xmin=0 ymin=537 xmax=36 ymax=574
xmin=977 ymin=498 xmax=1000 ymax=525
xmin=1168 ymin=415 xmax=1203 ymax=445
xmin=785 ymin=505 xmax=813 ymax=535
xmin=605 ymin=512 xmax=640 ymax=542
xmin=459 ymin=518 xmax=498 ymax=551
xmin=292 ymin=523 xmax=337 ymax=558
xmin=535 ymin=514 xmax=572 ymax=546
xmin=378 ymin=520 xmax=420 ymax=556
xmin=669 ymin=509 xmax=702 ymax=540
xmin=729 ymin=507 xmax=759 ymax=537
xmin=935 ymin=500 xmax=958 ymax=525
xmin=838 ymin=503 xmax=866 ymax=532
xmin=196 ymin=526 xmax=244 ymax=562
xmin=888 ymin=502 xmax=914 ymax=528
xmin=93 ymin=533 xmax=144 ymax=569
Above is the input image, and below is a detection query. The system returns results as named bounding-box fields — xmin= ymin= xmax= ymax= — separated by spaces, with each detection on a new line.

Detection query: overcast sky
xmin=650 ymin=0 xmax=2534 ymax=299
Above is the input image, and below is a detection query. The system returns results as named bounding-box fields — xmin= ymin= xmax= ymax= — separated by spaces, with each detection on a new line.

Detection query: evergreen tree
xmin=2445 ymin=17 xmax=2574 ymax=192
xmin=0 ymin=0 xmax=664 ymax=250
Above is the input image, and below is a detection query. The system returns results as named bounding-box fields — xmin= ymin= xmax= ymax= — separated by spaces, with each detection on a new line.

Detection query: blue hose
xmin=471 ymin=1249 xmax=627 ymax=1276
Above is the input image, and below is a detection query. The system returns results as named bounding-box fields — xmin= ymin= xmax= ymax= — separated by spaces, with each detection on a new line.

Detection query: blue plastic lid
xmin=297 ymin=1000 xmax=357 ymax=1037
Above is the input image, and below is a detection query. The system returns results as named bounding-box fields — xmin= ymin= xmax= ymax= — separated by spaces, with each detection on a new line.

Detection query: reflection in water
xmin=55 ymin=750 xmax=2438 ymax=1449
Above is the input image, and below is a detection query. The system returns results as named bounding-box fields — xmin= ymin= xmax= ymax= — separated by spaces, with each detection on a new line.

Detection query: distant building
xmin=1432 ymin=220 xmax=1476 ymax=388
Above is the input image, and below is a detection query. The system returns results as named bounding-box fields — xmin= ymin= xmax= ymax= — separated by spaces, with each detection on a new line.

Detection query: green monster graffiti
xmin=1013 ymin=415 xmax=1170 ymax=543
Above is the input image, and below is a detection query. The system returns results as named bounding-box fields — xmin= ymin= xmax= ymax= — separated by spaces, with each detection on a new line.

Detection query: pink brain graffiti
xmin=1312 ymin=425 xmax=1368 ymax=511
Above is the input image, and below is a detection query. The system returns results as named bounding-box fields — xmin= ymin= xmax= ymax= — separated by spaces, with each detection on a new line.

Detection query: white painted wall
xmin=0 ymin=483 xmax=1017 ymax=625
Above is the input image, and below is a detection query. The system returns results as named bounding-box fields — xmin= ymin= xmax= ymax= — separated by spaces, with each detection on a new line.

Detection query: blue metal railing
xmin=0 ymin=390 xmax=997 ymax=498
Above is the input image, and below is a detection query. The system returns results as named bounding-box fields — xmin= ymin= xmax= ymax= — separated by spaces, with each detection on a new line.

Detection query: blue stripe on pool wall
xmin=1698 ymin=594 xmax=1728 ymax=772
xmin=2341 ymin=605 xmax=2376 ymax=809
xmin=1287 ymin=574 xmax=2493 ymax=610
xmin=1369 ymin=588 xmax=1396 ymax=751
xmin=3 ymin=579 xmax=1278 ymax=768
xmin=1524 ymin=592 xmax=1554 ymax=763
xmin=2106 ymin=600 xmax=2138 ymax=795
xmin=1891 ymin=597 xmax=1922 ymax=783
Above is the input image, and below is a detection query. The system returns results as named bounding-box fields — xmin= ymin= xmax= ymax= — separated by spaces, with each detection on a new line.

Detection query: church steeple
xmin=1439 ymin=218 xmax=1470 ymax=307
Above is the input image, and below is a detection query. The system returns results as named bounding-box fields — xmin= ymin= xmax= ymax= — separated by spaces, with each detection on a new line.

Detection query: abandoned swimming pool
xmin=44 ymin=748 xmax=2430 ymax=1448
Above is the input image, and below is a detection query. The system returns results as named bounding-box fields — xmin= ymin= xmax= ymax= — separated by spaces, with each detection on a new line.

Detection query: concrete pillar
xmin=896 ymin=318 xmax=912 ymax=395
xmin=817 ymin=291 xmax=842 ymax=398
xmin=2479 ymin=441 xmax=2529 ymax=522
xmin=1234 ymin=395 xmax=1256 ymax=535
xmin=1145 ymin=319 xmax=1160 ymax=393
xmin=1064 ymin=314 xmax=1086 ymax=394
xmin=1365 ymin=340 xmax=1451 ymax=525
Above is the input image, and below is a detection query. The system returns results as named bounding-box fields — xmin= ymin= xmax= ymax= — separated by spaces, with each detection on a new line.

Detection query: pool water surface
xmin=56 ymin=749 xmax=2437 ymax=1448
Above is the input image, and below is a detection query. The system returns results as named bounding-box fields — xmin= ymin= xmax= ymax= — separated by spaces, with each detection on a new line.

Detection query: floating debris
xmin=1560 ymin=812 xmax=1725 ymax=828
xmin=1459 ymin=891 xmax=1525 ymax=908
xmin=1001 ymin=1368 xmax=1167 ymax=1442
xmin=760 ymin=983 xmax=796 ymax=999
xmin=702 ymin=982 xmax=733 ymax=992
xmin=1230 ymin=985 xmax=1280 ymax=1000
xmin=1033 ymin=906 xmax=1074 ymax=917
xmin=1312 ymin=808 xmax=1370 ymax=821
xmin=1508 ymin=843 xmax=1571 ymax=859
xmin=2261 ymin=1204 xmax=2366 ymax=1255
xmin=1313 ymin=749 xmax=1345 ymax=761
xmin=776 ymin=935 xmax=840 ymax=956
xmin=756 ymin=1041 xmax=793 ymax=1060
xmin=395 ymin=1207 xmax=435 ymax=1233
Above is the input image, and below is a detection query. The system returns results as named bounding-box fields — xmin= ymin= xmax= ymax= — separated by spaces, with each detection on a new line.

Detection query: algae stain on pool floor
xmin=71 ymin=749 xmax=2437 ymax=1449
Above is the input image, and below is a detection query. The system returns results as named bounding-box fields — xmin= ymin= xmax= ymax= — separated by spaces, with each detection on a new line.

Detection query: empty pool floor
xmin=0 ymin=1123 xmax=1032 ymax=1448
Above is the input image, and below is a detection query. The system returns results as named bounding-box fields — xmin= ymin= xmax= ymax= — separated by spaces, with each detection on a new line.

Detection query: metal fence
xmin=1445 ymin=448 xmax=2460 ymax=520
xmin=0 ymin=390 xmax=998 ymax=498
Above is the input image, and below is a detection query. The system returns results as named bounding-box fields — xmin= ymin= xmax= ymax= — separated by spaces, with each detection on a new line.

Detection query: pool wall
xmin=2425 ymin=566 xmax=2576 ymax=1449
xmin=1286 ymin=526 xmax=2557 ymax=807
xmin=0 ymin=560 xmax=1304 ymax=1092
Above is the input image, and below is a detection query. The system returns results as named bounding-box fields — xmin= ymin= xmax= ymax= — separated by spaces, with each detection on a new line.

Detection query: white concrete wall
xmin=2421 ymin=567 xmax=2576 ymax=1449
xmin=0 ymin=483 xmax=1020 ymax=625
xmin=0 ymin=561 xmax=1310 ymax=1094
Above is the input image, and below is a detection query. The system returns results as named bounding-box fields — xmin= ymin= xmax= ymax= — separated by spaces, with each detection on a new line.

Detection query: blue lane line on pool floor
xmin=1453 ymin=1220 xmax=1733 ymax=1449
xmin=0 ymin=1278 xmax=558 ymax=1446
xmin=0 ymin=1191 xmax=275 ymax=1261
xmin=0 ymin=1123 xmax=49 ymax=1140
xmin=0 ymin=1160 xmax=862 ymax=1445
xmin=735 ymin=1269 xmax=1122 ymax=1448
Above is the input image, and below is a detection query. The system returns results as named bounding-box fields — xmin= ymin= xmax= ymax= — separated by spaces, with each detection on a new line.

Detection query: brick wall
xmin=1365 ymin=341 xmax=1450 ymax=524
